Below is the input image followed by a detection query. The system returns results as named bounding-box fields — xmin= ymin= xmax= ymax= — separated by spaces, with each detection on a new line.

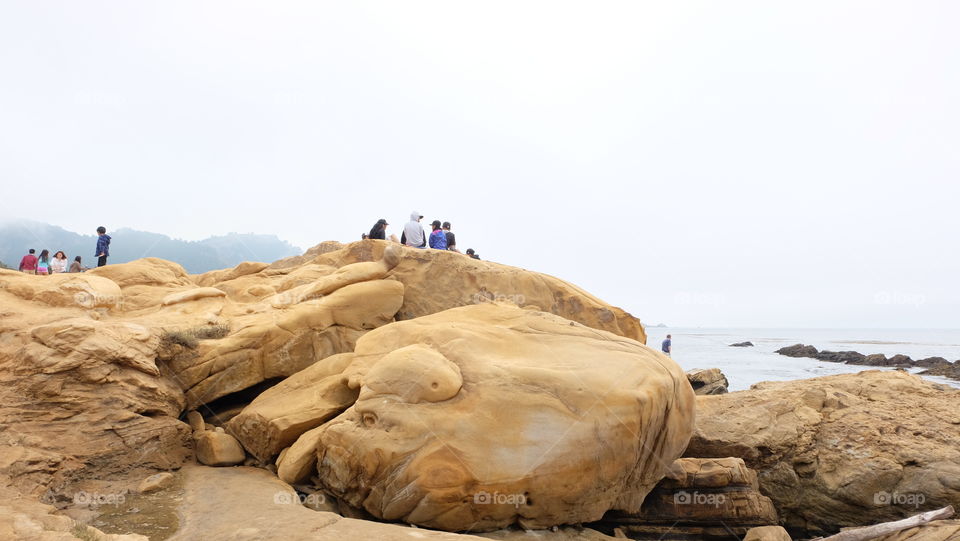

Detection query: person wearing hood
xmin=401 ymin=211 xmax=426 ymax=248
xmin=428 ymin=220 xmax=447 ymax=250
xmin=368 ymin=218 xmax=389 ymax=240
xmin=95 ymin=226 xmax=111 ymax=267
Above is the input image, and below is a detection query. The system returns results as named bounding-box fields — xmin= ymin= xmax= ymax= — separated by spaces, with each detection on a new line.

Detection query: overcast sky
xmin=2 ymin=2 xmax=957 ymax=328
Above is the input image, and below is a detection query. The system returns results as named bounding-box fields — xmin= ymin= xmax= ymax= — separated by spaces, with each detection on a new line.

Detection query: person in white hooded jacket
xmin=401 ymin=210 xmax=426 ymax=248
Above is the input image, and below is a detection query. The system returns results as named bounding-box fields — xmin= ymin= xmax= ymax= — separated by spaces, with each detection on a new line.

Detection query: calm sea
xmin=645 ymin=328 xmax=960 ymax=391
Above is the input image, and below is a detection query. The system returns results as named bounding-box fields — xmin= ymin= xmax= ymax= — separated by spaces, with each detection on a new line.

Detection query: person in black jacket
xmin=368 ymin=219 xmax=389 ymax=240
xmin=442 ymin=221 xmax=459 ymax=252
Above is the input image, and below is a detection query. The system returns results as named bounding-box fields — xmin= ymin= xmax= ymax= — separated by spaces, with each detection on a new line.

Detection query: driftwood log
xmin=815 ymin=506 xmax=955 ymax=541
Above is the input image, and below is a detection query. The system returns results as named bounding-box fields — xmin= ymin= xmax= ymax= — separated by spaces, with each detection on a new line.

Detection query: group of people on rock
xmin=363 ymin=211 xmax=481 ymax=260
xmin=17 ymin=249 xmax=80 ymax=275
xmin=16 ymin=226 xmax=112 ymax=275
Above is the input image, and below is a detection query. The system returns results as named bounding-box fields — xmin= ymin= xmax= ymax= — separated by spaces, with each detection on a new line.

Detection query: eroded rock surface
xmin=168 ymin=465 xmax=487 ymax=541
xmin=685 ymin=370 xmax=960 ymax=535
xmin=686 ymin=368 xmax=729 ymax=395
xmin=246 ymin=303 xmax=693 ymax=532
xmin=598 ymin=457 xmax=778 ymax=538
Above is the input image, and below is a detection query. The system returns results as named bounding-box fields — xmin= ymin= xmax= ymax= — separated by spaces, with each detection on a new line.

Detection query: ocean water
xmin=644 ymin=328 xmax=960 ymax=391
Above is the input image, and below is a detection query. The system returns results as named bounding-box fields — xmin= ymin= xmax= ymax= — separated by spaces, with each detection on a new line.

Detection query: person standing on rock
xmin=662 ymin=334 xmax=672 ymax=356
xmin=95 ymin=226 xmax=111 ymax=267
xmin=368 ymin=218 xmax=389 ymax=240
xmin=428 ymin=220 xmax=448 ymax=250
xmin=442 ymin=221 xmax=459 ymax=252
xmin=18 ymin=249 xmax=38 ymax=274
xmin=401 ymin=211 xmax=426 ymax=248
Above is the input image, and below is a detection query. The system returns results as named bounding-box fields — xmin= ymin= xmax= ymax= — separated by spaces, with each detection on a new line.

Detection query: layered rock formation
xmin=0 ymin=270 xmax=191 ymax=498
xmin=598 ymin=457 xmax=778 ymax=538
xmin=686 ymin=368 xmax=729 ymax=395
xmin=685 ymin=370 xmax=960 ymax=535
xmin=232 ymin=303 xmax=695 ymax=532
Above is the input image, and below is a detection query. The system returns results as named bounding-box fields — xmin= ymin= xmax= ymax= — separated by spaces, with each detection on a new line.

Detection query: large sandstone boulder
xmin=253 ymin=303 xmax=693 ymax=532
xmin=685 ymin=370 xmax=960 ymax=535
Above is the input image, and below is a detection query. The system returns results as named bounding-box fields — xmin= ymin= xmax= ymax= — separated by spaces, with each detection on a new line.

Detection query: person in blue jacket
xmin=95 ymin=226 xmax=111 ymax=267
xmin=428 ymin=220 xmax=447 ymax=250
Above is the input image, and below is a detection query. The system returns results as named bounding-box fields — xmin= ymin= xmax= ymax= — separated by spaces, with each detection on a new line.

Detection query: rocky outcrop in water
xmin=775 ymin=344 xmax=958 ymax=381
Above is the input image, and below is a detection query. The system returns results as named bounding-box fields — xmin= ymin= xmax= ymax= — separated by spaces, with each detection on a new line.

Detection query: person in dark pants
xmin=95 ymin=226 xmax=111 ymax=267
xmin=442 ymin=221 xmax=459 ymax=252
xmin=661 ymin=334 xmax=672 ymax=356
xmin=465 ymin=248 xmax=480 ymax=260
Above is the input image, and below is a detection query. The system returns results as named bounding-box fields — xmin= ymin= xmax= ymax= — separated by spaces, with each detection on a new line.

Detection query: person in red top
xmin=18 ymin=249 xmax=38 ymax=274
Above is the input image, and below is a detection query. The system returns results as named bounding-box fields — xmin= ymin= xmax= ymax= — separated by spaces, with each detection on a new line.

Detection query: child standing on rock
xmin=95 ymin=226 xmax=111 ymax=267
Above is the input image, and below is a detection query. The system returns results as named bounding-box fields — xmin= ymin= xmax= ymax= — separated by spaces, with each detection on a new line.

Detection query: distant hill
xmin=0 ymin=221 xmax=302 ymax=274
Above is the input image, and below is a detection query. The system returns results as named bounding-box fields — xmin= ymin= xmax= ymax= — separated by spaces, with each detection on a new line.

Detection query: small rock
xmin=195 ymin=431 xmax=246 ymax=466
xmin=730 ymin=341 xmax=754 ymax=347
xmin=186 ymin=410 xmax=205 ymax=432
xmin=686 ymin=368 xmax=729 ymax=395
xmin=138 ymin=472 xmax=175 ymax=494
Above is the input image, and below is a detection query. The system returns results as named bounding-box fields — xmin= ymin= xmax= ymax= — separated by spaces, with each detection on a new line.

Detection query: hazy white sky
xmin=2 ymin=2 xmax=957 ymax=328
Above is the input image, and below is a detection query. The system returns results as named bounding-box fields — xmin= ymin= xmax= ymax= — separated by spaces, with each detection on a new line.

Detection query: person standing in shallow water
xmin=95 ymin=226 xmax=111 ymax=267
xmin=661 ymin=334 xmax=672 ymax=356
